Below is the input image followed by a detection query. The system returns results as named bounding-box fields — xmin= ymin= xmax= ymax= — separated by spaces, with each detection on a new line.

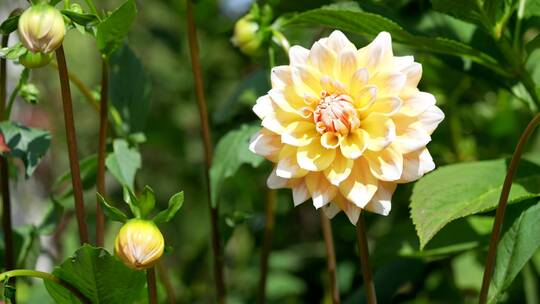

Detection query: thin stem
xmin=49 ymin=61 xmax=100 ymax=111
xmin=1 ymin=33 xmax=16 ymax=304
xmin=256 ymin=189 xmax=276 ymax=304
xmin=95 ymin=60 xmax=108 ymax=247
xmin=157 ymin=261 xmax=176 ymax=304
xmin=479 ymin=112 xmax=540 ymax=304
xmin=0 ymin=269 xmax=89 ymax=303
xmin=185 ymin=1 xmax=226 ymax=303
xmin=147 ymin=267 xmax=158 ymax=304
xmin=55 ymin=46 xmax=89 ymax=245
xmin=320 ymin=212 xmax=340 ymax=304
xmin=356 ymin=214 xmax=376 ymax=304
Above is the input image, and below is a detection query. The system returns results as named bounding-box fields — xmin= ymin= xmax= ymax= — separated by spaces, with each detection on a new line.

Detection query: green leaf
xmin=488 ymin=203 xmax=540 ymax=303
xmin=283 ymin=5 xmax=509 ymax=76
xmin=52 ymin=154 xmax=98 ymax=199
xmin=105 ymin=139 xmax=141 ymax=189
xmin=431 ymin=0 xmax=489 ymax=28
xmin=0 ymin=14 xmax=20 ymax=36
xmin=525 ymin=0 xmax=540 ymax=18
xmin=61 ymin=10 xmax=99 ymax=27
xmin=108 ymin=44 xmax=152 ymax=135
xmin=0 ymin=43 xmax=27 ymax=60
xmin=209 ymin=124 xmax=264 ymax=207
xmin=123 ymin=186 xmax=141 ymax=218
xmin=96 ymin=0 xmax=137 ymax=57
xmin=153 ymin=191 xmax=184 ymax=224
xmin=97 ymin=193 xmax=129 ymax=223
xmin=138 ymin=186 xmax=156 ymax=218
xmin=411 ymin=158 xmax=540 ymax=249
xmin=0 ymin=121 xmax=51 ymax=177
xmin=483 ymin=0 xmax=518 ymax=36
xmin=45 ymin=245 xmax=146 ymax=304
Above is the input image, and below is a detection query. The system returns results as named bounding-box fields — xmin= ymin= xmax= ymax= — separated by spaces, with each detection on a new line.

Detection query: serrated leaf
xmin=209 ymin=124 xmax=264 ymax=207
xmin=0 ymin=14 xmax=20 ymax=36
xmin=0 ymin=121 xmax=51 ymax=177
xmin=96 ymin=0 xmax=137 ymax=57
xmin=283 ymin=5 xmax=509 ymax=76
xmin=97 ymin=193 xmax=129 ymax=223
xmin=44 ymin=245 xmax=146 ymax=303
xmin=153 ymin=191 xmax=184 ymax=224
xmin=109 ymin=44 xmax=152 ymax=135
xmin=431 ymin=0 xmax=489 ymax=28
xmin=488 ymin=203 xmax=540 ymax=303
xmin=105 ymin=139 xmax=141 ymax=189
xmin=411 ymin=159 xmax=540 ymax=249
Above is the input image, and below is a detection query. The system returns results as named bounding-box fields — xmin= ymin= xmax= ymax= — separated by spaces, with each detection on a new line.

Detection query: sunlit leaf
xmin=96 ymin=0 xmax=137 ymax=57
xmin=106 ymin=139 xmax=141 ymax=189
xmin=153 ymin=191 xmax=184 ymax=223
xmin=411 ymin=158 xmax=540 ymax=249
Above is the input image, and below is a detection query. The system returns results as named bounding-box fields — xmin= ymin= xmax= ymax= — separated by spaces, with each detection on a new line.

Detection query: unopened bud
xmin=18 ymin=4 xmax=65 ymax=54
xmin=231 ymin=16 xmax=263 ymax=56
xmin=19 ymin=51 xmax=53 ymax=68
xmin=114 ymin=220 xmax=165 ymax=270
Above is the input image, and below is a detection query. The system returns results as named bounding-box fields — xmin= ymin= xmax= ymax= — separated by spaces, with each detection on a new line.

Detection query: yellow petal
xmin=372 ymin=72 xmax=406 ymax=96
xmin=325 ymin=30 xmax=356 ymax=53
xmin=252 ymin=95 xmax=272 ymax=119
xmin=292 ymin=65 xmax=322 ymax=97
xmin=305 ymin=172 xmax=337 ymax=208
xmin=334 ymin=48 xmax=357 ymax=86
xmin=339 ymin=158 xmax=378 ymax=208
xmin=340 ymin=129 xmax=368 ymax=159
xmin=321 ymin=202 xmax=341 ymax=219
xmin=270 ymin=66 xmax=293 ymax=88
xmin=290 ymin=179 xmax=309 ymax=206
xmin=367 ymin=96 xmax=402 ymax=116
xmin=351 ymin=85 xmax=377 ymax=110
xmin=276 ymin=146 xmax=308 ymax=178
xmin=282 ymin=121 xmax=317 ymax=147
xmin=364 ymin=146 xmax=403 ymax=181
xmin=289 ymin=45 xmax=309 ymax=65
xmin=357 ymin=31 xmax=393 ymax=71
xmin=364 ymin=182 xmax=396 ymax=216
xmin=297 ymin=139 xmax=336 ymax=171
xmin=362 ymin=113 xmax=396 ymax=151
xmin=324 ymin=153 xmax=353 ymax=185
xmin=309 ymin=41 xmax=337 ymax=76
xmin=398 ymin=148 xmax=435 ymax=183
xmin=249 ymin=130 xmax=281 ymax=162
xmin=320 ymin=132 xmax=340 ymax=149
xmin=349 ymin=68 xmax=369 ymax=96
xmin=399 ymin=91 xmax=436 ymax=116
xmin=267 ymin=167 xmax=288 ymax=189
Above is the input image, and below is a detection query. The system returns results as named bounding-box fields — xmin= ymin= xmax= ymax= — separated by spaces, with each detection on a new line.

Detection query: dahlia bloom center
xmin=314 ymin=92 xmax=359 ymax=136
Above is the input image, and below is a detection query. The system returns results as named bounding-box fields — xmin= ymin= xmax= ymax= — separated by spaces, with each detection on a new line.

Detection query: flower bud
xmin=19 ymin=51 xmax=53 ymax=68
xmin=114 ymin=220 xmax=165 ymax=270
xmin=18 ymin=4 xmax=66 ymax=54
xmin=231 ymin=16 xmax=263 ymax=56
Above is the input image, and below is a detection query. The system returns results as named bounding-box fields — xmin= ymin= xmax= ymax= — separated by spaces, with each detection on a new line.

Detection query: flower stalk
xmin=356 ymin=214 xmax=376 ymax=304
xmin=321 ymin=213 xmax=340 ymax=304
xmin=479 ymin=112 xmax=540 ymax=303
xmin=96 ymin=59 xmax=108 ymax=247
xmin=185 ymin=1 xmax=226 ymax=302
xmin=55 ymin=45 xmax=89 ymax=244
xmin=1 ymin=32 xmax=16 ymax=304
xmin=147 ymin=267 xmax=158 ymax=304
xmin=257 ymin=189 xmax=276 ymax=304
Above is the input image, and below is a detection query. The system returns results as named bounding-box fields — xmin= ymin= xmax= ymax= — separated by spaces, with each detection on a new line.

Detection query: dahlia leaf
xmin=96 ymin=0 xmax=137 ymax=57
xmin=411 ymin=158 xmax=540 ymax=249
xmin=488 ymin=203 xmax=540 ymax=303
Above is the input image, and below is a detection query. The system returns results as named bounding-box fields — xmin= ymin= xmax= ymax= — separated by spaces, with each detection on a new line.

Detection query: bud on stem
xmin=115 ymin=219 xmax=165 ymax=270
xmin=18 ymin=4 xmax=65 ymax=55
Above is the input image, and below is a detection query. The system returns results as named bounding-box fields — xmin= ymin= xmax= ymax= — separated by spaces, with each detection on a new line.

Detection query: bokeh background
xmin=1 ymin=0 xmax=540 ymax=303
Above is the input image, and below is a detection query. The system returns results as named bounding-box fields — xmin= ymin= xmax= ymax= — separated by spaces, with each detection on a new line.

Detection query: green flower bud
xmin=18 ymin=4 xmax=66 ymax=54
xmin=115 ymin=219 xmax=165 ymax=270
xmin=19 ymin=51 xmax=53 ymax=68
xmin=231 ymin=16 xmax=263 ymax=56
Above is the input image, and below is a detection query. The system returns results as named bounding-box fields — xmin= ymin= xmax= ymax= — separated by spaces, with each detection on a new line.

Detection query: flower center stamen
xmin=313 ymin=92 xmax=360 ymax=135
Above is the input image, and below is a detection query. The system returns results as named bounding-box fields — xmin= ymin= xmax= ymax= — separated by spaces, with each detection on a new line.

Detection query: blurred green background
xmin=1 ymin=0 xmax=540 ymax=303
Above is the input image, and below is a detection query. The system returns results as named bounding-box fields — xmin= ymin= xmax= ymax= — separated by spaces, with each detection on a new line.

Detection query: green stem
xmin=321 ymin=212 xmax=340 ymax=304
xmin=95 ymin=59 xmax=108 ymax=247
xmin=55 ymin=46 xmax=89 ymax=245
xmin=356 ymin=214 xmax=376 ymax=304
xmin=1 ymin=32 xmax=16 ymax=304
xmin=0 ymin=269 xmax=89 ymax=303
xmin=147 ymin=267 xmax=158 ymax=304
xmin=479 ymin=112 xmax=540 ymax=303
xmin=185 ymin=1 xmax=226 ymax=302
xmin=256 ymin=190 xmax=276 ymax=304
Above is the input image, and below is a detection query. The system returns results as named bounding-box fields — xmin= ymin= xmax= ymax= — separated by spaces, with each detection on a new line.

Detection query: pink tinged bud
xmin=18 ymin=4 xmax=66 ymax=54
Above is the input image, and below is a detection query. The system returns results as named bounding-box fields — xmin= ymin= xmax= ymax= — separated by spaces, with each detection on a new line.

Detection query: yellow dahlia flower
xmin=115 ymin=219 xmax=165 ymax=269
xmin=249 ymin=31 xmax=444 ymax=224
